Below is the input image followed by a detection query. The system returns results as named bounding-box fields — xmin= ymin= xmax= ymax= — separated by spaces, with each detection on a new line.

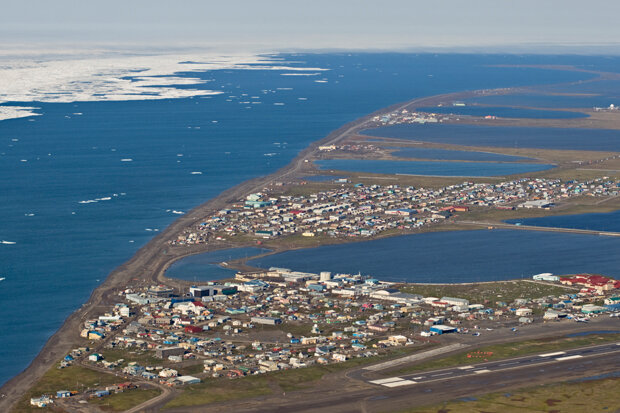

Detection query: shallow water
xmin=166 ymin=247 xmax=271 ymax=282
xmin=415 ymin=105 xmax=587 ymax=119
xmin=316 ymin=159 xmax=553 ymax=176
xmin=248 ymin=229 xmax=620 ymax=282
xmin=363 ymin=123 xmax=620 ymax=151
xmin=391 ymin=147 xmax=531 ymax=162
xmin=505 ymin=209 xmax=620 ymax=232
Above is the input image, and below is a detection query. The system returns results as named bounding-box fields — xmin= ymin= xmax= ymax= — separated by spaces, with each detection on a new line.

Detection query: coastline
xmin=0 ymin=89 xmax=435 ymax=411
xmin=2 ymin=71 xmax=619 ymax=410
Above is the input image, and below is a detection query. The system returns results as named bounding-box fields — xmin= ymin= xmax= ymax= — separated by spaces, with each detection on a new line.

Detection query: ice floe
xmin=0 ymin=51 xmax=328 ymax=121
xmin=0 ymin=106 xmax=41 ymax=121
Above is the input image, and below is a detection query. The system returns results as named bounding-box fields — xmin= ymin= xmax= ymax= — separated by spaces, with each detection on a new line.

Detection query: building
xmin=251 ymin=316 xmax=282 ymax=325
xmin=30 ymin=396 xmax=53 ymax=407
xmin=515 ymin=308 xmax=532 ymax=316
xmin=440 ymin=297 xmax=470 ymax=307
xmin=177 ymin=375 xmax=201 ymax=385
xmin=429 ymin=325 xmax=457 ymax=335
xmin=147 ymin=285 xmax=174 ymax=298
xmin=533 ymin=273 xmax=559 ymax=282
xmin=155 ymin=347 xmax=185 ymax=359
xmin=320 ymin=271 xmax=332 ymax=281
xmin=581 ymin=304 xmax=606 ymax=314
xmin=519 ymin=200 xmax=554 ymax=209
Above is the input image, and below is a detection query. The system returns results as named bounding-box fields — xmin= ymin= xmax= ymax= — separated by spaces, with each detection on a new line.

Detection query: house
xmin=159 ymin=368 xmax=178 ymax=378
xmin=30 ymin=396 xmax=53 ymax=407
xmin=515 ymin=308 xmax=532 ymax=316
xmin=184 ymin=325 xmax=203 ymax=334
xmin=56 ymin=390 xmax=71 ymax=398
xmin=88 ymin=331 xmax=105 ymax=340
xmin=88 ymin=353 xmax=103 ymax=362
xmin=387 ymin=335 xmax=408 ymax=344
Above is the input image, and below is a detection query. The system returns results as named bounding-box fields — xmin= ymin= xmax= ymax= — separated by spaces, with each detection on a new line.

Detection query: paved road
xmin=368 ymin=341 xmax=620 ymax=388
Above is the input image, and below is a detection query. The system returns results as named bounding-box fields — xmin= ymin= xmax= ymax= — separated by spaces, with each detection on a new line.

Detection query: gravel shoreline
xmin=1 ymin=87 xmax=461 ymax=411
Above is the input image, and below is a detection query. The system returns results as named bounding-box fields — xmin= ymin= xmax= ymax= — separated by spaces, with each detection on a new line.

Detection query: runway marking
xmin=539 ymin=351 xmax=566 ymax=357
xmin=474 ymin=369 xmax=491 ymax=374
xmin=555 ymin=355 xmax=583 ymax=361
xmin=458 ymin=365 xmax=474 ymax=370
xmin=370 ymin=377 xmax=405 ymax=385
xmin=413 ymin=376 xmax=424 ymax=380
xmin=382 ymin=380 xmax=416 ymax=387
xmin=431 ymin=372 xmax=453 ymax=377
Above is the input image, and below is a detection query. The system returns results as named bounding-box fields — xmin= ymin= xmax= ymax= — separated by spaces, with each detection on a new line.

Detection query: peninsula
xmin=3 ymin=65 xmax=620 ymax=413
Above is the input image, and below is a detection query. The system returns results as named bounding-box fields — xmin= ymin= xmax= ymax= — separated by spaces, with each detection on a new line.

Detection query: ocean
xmin=0 ymin=52 xmax=617 ymax=386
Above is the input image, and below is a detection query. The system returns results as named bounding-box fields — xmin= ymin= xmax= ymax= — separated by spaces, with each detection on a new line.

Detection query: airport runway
xmin=367 ymin=341 xmax=620 ymax=388
xmin=166 ymin=341 xmax=620 ymax=413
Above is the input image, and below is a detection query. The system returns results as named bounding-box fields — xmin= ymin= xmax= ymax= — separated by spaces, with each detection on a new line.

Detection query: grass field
xmin=405 ymin=376 xmax=620 ymax=413
xmin=101 ymin=348 xmax=161 ymax=368
xmin=399 ymin=280 xmax=574 ymax=308
xmin=15 ymin=364 xmax=120 ymax=412
xmin=390 ymin=333 xmax=620 ymax=376
xmin=89 ymin=387 xmax=161 ymax=412
xmin=162 ymin=374 xmax=273 ymax=409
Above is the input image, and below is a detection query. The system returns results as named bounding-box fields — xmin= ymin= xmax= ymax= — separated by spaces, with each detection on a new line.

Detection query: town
xmin=30 ymin=266 xmax=620 ymax=408
xmin=170 ymin=176 xmax=619 ymax=246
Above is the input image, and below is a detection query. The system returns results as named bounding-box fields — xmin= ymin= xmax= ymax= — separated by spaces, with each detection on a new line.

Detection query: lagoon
xmin=166 ymin=247 xmax=271 ymax=282
xmin=506 ymin=210 xmax=620 ymax=232
xmin=363 ymin=124 xmax=620 ymax=151
xmin=316 ymin=159 xmax=553 ymax=177
xmin=248 ymin=230 xmax=620 ymax=283
xmin=416 ymin=106 xmax=587 ymax=119
xmin=391 ymin=147 xmax=531 ymax=162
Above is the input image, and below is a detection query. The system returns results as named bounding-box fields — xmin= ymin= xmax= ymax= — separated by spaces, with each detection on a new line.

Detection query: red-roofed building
xmin=563 ymin=274 xmax=616 ymax=293
xmin=184 ymin=325 xmax=203 ymax=334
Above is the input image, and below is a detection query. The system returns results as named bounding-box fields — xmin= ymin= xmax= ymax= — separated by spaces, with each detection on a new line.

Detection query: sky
xmin=1 ymin=0 xmax=618 ymax=53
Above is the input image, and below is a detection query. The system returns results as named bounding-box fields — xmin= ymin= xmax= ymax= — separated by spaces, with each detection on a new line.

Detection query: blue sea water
xmin=315 ymin=159 xmax=553 ymax=176
xmin=0 ymin=53 xmax=616 ymax=387
xmin=506 ymin=209 xmax=620 ymax=232
xmin=391 ymin=147 xmax=530 ymax=161
xmin=363 ymin=123 xmax=620 ymax=151
xmin=166 ymin=247 xmax=270 ymax=282
xmin=247 ymin=229 xmax=620 ymax=283
xmin=415 ymin=106 xmax=587 ymax=119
